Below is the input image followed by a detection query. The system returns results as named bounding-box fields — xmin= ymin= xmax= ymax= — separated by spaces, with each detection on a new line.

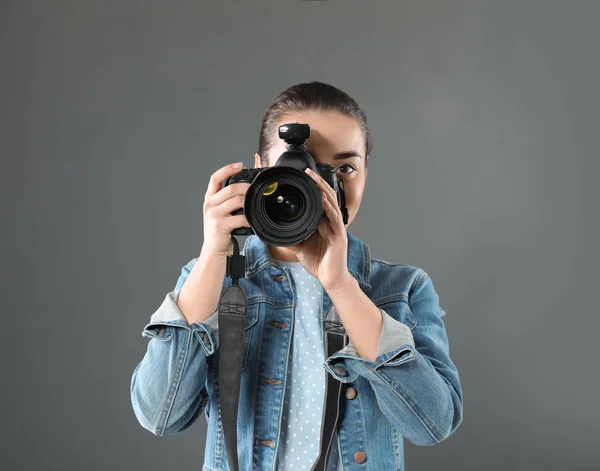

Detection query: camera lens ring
xmin=244 ymin=167 xmax=323 ymax=246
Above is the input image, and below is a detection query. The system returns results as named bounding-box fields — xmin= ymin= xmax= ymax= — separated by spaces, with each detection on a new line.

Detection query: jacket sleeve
xmin=130 ymin=258 xmax=220 ymax=436
xmin=324 ymin=270 xmax=463 ymax=446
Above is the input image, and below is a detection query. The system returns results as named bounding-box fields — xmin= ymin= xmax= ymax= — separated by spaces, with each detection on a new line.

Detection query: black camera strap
xmin=217 ymin=236 xmax=247 ymax=471
xmin=311 ymin=324 xmax=346 ymax=470
xmin=217 ymin=235 xmax=345 ymax=470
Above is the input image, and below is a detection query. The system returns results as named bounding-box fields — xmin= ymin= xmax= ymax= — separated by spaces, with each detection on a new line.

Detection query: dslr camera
xmin=222 ymin=122 xmax=349 ymax=246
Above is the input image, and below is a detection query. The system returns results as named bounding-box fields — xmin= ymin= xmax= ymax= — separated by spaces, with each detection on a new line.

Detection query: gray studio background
xmin=2 ymin=1 xmax=598 ymax=470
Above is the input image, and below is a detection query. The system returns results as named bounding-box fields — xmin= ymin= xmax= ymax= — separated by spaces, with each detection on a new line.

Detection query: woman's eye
xmin=336 ymin=164 xmax=356 ymax=175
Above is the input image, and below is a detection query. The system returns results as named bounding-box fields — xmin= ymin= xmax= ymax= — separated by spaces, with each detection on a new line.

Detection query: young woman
xmin=131 ymin=81 xmax=463 ymax=470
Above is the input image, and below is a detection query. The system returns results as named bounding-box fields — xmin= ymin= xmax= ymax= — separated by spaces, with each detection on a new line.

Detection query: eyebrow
xmin=311 ymin=150 xmax=362 ymax=161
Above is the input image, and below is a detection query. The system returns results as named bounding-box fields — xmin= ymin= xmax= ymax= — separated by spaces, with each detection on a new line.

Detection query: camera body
xmin=222 ymin=122 xmax=349 ymax=246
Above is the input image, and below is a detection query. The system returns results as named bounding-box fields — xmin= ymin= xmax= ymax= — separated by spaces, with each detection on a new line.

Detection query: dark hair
xmin=257 ymin=81 xmax=372 ymax=168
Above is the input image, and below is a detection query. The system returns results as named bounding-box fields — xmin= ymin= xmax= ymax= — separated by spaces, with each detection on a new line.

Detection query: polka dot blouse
xmin=273 ymin=259 xmax=327 ymax=470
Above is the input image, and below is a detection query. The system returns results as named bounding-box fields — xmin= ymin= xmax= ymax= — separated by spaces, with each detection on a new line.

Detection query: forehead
xmin=274 ymin=110 xmax=365 ymax=155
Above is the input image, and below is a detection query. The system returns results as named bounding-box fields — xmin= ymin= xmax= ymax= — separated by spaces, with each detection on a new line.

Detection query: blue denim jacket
xmin=130 ymin=230 xmax=463 ymax=470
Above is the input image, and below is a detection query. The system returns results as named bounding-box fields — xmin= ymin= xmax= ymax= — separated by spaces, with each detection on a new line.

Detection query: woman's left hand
xmin=287 ymin=168 xmax=354 ymax=291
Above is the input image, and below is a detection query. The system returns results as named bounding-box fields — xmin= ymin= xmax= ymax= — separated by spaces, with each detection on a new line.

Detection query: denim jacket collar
xmin=242 ymin=229 xmax=371 ymax=289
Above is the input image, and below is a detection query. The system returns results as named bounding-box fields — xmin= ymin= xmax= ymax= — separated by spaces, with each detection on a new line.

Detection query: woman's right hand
xmin=201 ymin=162 xmax=252 ymax=257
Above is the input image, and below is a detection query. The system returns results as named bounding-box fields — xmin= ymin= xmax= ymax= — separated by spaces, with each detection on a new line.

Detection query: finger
xmin=205 ymin=162 xmax=244 ymax=198
xmin=213 ymin=194 xmax=246 ymax=217
xmin=314 ymin=183 xmax=338 ymax=230
xmin=322 ymin=192 xmax=344 ymax=235
xmin=317 ymin=217 xmax=331 ymax=240
xmin=208 ymin=182 xmax=251 ymax=208
xmin=305 ymin=168 xmax=337 ymax=205
xmin=223 ymin=213 xmax=251 ymax=231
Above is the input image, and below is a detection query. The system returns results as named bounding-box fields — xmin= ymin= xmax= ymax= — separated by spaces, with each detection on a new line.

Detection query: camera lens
xmin=282 ymin=197 xmax=298 ymax=215
xmin=265 ymin=185 xmax=305 ymax=223
xmin=243 ymin=167 xmax=323 ymax=246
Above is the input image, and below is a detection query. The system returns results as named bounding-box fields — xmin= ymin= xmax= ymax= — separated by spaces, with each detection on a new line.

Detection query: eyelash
xmin=335 ymin=164 xmax=356 ymax=175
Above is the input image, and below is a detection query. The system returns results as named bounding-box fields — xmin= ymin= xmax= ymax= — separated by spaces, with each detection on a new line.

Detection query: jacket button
xmin=334 ymin=366 xmax=347 ymax=376
xmin=203 ymin=332 xmax=210 ymax=344
xmin=345 ymin=386 xmax=357 ymax=400
xmin=273 ymin=275 xmax=286 ymax=282
xmin=353 ymin=451 xmax=366 ymax=463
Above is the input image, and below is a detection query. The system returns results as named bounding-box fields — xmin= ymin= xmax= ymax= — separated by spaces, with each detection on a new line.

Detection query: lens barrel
xmin=244 ymin=167 xmax=323 ymax=246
